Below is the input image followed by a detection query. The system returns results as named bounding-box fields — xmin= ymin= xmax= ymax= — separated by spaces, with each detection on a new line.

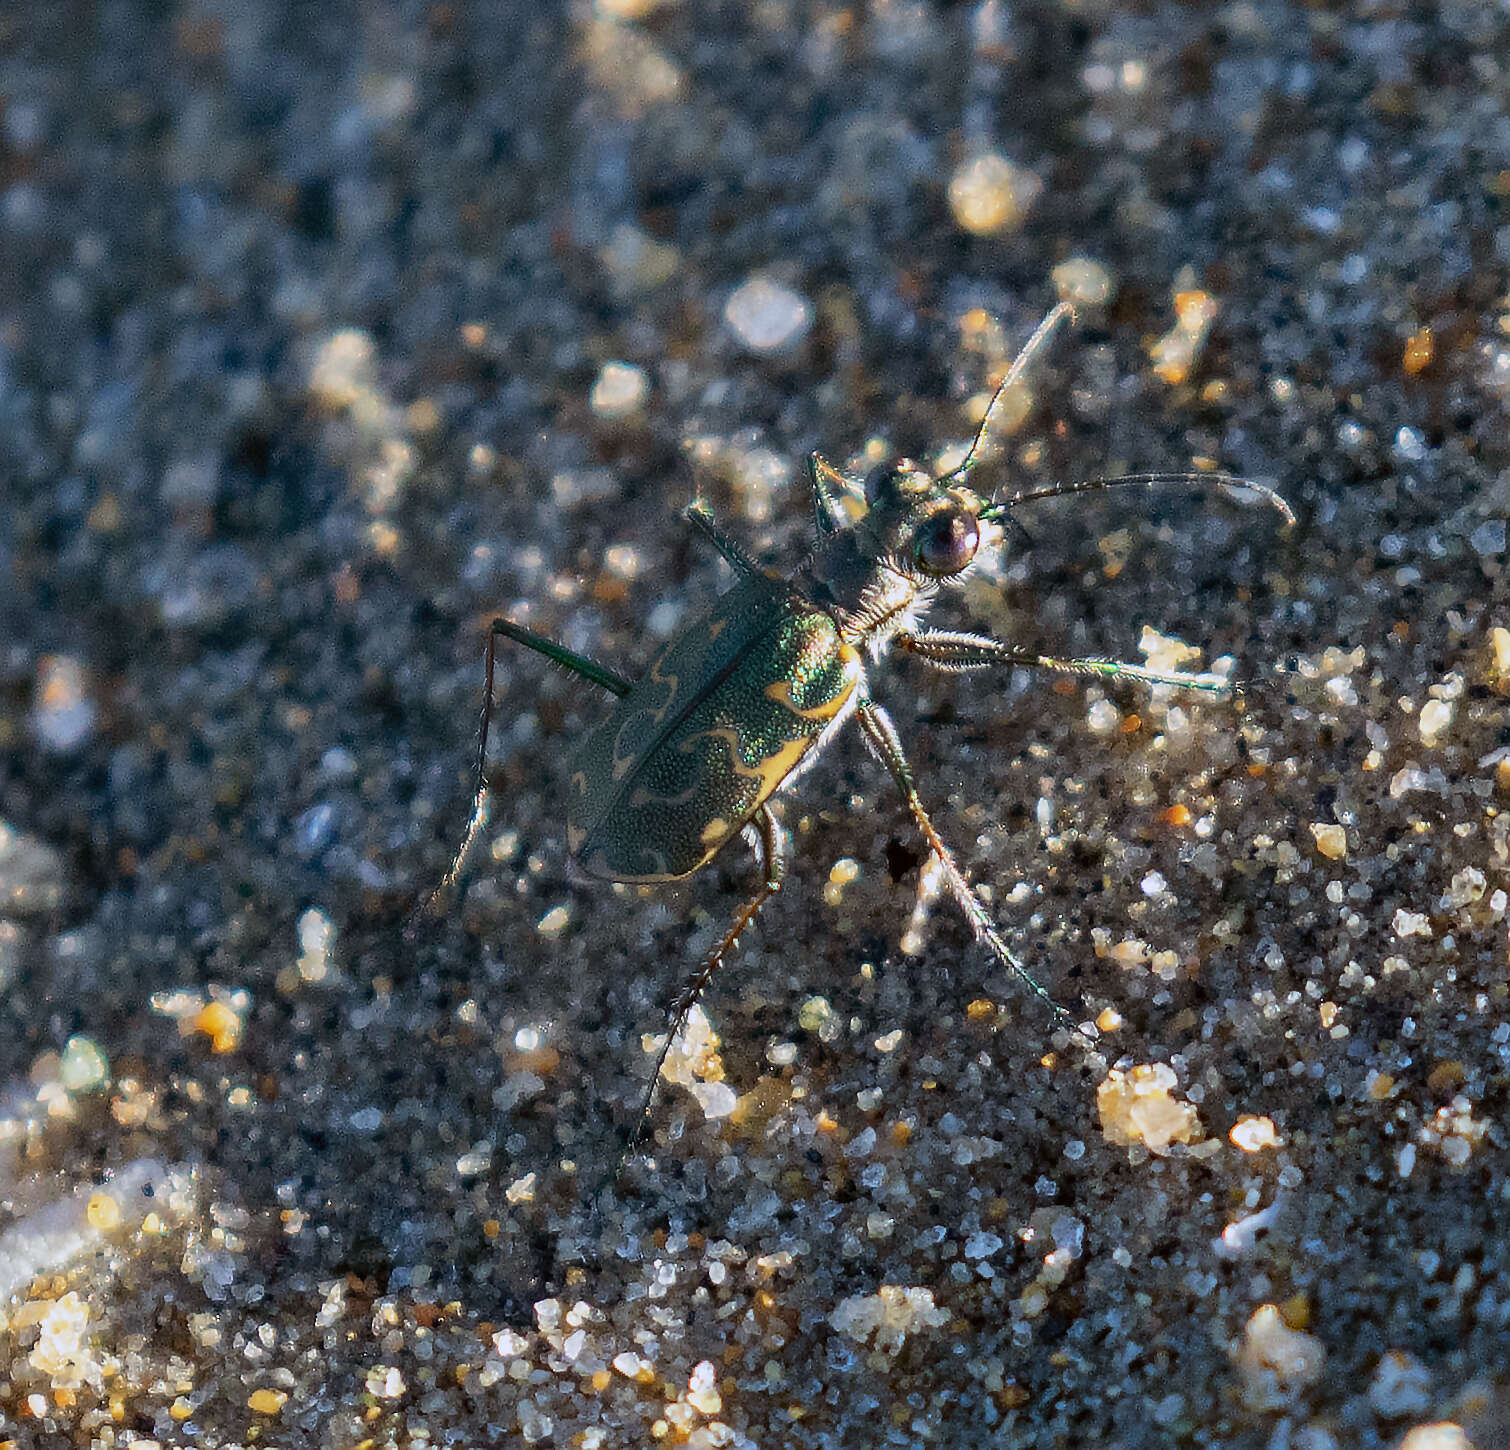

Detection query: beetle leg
xmin=415 ymin=620 xmax=631 ymax=921
xmin=623 ymin=803 xmax=788 ymax=1161
xmin=489 ymin=618 xmax=632 ymax=697
xmin=805 ymin=453 xmax=851 ymax=538
xmin=854 ymin=696 xmax=1100 ymax=1051
xmin=683 ymin=502 xmax=764 ymax=577
xmin=894 ymin=629 xmax=1236 ymax=694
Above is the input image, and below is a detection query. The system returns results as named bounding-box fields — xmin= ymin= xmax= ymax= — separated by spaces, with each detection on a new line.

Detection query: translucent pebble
xmin=536 ymin=905 xmax=571 ymax=937
xmin=1235 ymin=1304 xmax=1325 ymax=1409
xmin=455 ymin=1145 xmax=491 ymax=1177
xmin=1052 ymin=256 xmax=1115 ymax=309
xmin=843 ymin=1126 xmax=877 ymax=1159
xmin=517 ymin=1401 xmax=552 ymax=1444
xmin=598 ymin=223 xmax=680 ymax=298
xmin=31 ymin=655 xmax=96 ymax=752
xmin=828 ymin=1286 xmax=948 ymax=1357
xmin=1051 ymin=1215 xmax=1086 ymax=1255
xmin=1395 ymin=1425 xmax=1470 ymax=1450
xmin=687 ymin=1360 xmax=722 ymax=1415
xmin=589 ymin=361 xmax=649 ymax=419
xmin=1097 ymin=1062 xmax=1202 ymax=1152
xmin=308 ymin=329 xmax=376 ymax=410
xmin=1470 ymin=518 xmax=1506 ymax=556
xmin=1215 ymin=1197 xmax=1282 ymax=1258
xmin=613 ymin=1351 xmax=645 ymax=1377
xmin=1229 ymin=1115 xmax=1282 ymax=1152
xmin=1324 ymin=676 xmax=1358 ymax=707
xmin=1417 ymin=698 xmax=1453 ymax=744
xmin=58 ymin=1035 xmax=109 ymax=1092
xmin=291 ymin=908 xmax=337 ymax=986
xmin=1444 ymin=868 xmax=1486 ymax=909
xmin=1087 ymin=699 xmax=1121 ymax=735
xmin=1391 ymin=908 xmax=1431 ymax=939
xmin=1310 ymin=822 xmax=1348 ymax=859
xmin=27 ymin=1291 xmax=92 ymax=1377
xmin=947 ymin=153 xmax=1042 ymax=236
xmin=1368 ymin=1350 xmax=1432 ymax=1416
xmin=0 ymin=819 xmax=65 ymax=917
xmin=295 ymin=803 xmax=336 ymax=855
xmin=692 ymin=1081 xmax=737 ymax=1119
xmin=724 ymin=275 xmax=813 ymax=353
xmin=798 ymin=996 xmax=834 ymax=1032
xmin=1394 ymin=425 xmax=1427 ymax=460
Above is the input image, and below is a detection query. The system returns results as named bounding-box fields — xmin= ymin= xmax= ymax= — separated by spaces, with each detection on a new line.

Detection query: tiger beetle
xmin=432 ymin=301 xmax=1293 ymax=1167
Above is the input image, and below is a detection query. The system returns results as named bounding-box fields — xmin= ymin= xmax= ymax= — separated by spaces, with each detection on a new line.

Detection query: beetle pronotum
xmin=430 ymin=302 xmax=1292 ymax=1163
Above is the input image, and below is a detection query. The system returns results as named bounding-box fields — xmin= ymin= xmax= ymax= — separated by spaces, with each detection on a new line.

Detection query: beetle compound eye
xmin=913 ymin=508 xmax=980 ymax=576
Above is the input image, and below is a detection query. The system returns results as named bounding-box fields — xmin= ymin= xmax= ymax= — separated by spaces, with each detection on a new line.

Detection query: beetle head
xmin=861 ymin=460 xmax=987 ymax=582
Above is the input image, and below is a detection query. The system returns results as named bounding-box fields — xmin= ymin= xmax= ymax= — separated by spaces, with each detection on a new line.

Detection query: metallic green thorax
xmin=568 ymin=573 xmax=861 ymax=881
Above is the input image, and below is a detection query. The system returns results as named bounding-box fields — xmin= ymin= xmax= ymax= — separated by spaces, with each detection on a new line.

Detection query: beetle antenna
xmin=980 ymin=471 xmax=1295 ymax=527
xmin=953 ymin=300 xmax=1078 ymax=481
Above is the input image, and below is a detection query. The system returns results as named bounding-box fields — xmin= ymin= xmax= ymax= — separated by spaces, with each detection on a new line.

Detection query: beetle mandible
xmin=431 ymin=302 xmax=1293 ymax=1159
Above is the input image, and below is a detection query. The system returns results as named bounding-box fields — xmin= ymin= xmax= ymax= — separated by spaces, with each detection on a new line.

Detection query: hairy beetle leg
xmin=895 ymin=630 xmax=1237 ymax=693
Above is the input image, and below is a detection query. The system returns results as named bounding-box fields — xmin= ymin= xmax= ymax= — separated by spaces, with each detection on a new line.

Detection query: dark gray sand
xmin=1 ymin=3 xmax=1507 ymax=1446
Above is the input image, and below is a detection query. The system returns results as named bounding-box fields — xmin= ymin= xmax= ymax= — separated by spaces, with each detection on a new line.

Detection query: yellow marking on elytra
xmin=678 ymin=726 xmax=816 ymax=798
xmin=763 ymin=676 xmax=850 ymax=722
xmin=707 ymin=618 xmax=727 ymax=641
xmin=608 ymin=657 xmax=684 ymax=781
xmin=764 ymin=639 xmax=861 ymax=722
xmin=628 ymin=777 xmax=707 ymax=810
xmin=642 ymin=653 xmax=682 ymax=727
xmin=571 ymin=771 xmax=589 ymax=796
xmin=567 ymin=823 xmax=587 ymax=852
xmin=610 ymin=698 xmax=666 ymax=780
xmin=700 ymin=816 xmax=730 ymax=845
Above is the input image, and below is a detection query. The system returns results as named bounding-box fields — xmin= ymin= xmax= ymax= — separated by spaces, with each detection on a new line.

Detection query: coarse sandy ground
xmin=1 ymin=2 xmax=1508 ymax=1447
